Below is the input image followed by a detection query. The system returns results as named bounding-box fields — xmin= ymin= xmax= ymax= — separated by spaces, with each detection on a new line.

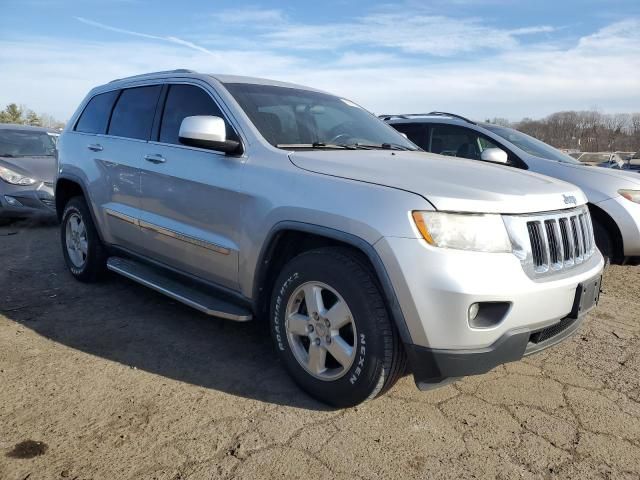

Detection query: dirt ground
xmin=1 ymin=219 xmax=639 ymax=480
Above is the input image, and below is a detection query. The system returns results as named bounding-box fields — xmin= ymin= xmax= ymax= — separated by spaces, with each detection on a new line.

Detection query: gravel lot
xmin=1 ymin=219 xmax=639 ymax=480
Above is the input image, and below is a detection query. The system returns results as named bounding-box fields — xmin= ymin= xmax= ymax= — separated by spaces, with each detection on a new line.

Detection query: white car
xmin=385 ymin=113 xmax=640 ymax=264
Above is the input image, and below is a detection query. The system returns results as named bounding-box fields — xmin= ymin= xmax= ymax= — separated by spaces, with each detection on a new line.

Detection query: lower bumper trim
xmin=407 ymin=313 xmax=586 ymax=390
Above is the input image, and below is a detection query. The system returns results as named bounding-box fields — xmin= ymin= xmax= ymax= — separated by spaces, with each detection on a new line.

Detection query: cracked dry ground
xmin=1 ymin=221 xmax=639 ymax=480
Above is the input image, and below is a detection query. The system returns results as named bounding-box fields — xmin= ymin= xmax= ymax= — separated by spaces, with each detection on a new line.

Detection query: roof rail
xmin=109 ymin=69 xmax=197 ymax=83
xmin=379 ymin=111 xmax=476 ymax=125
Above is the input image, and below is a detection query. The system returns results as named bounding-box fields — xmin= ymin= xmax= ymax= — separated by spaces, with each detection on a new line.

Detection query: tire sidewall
xmin=270 ymin=252 xmax=388 ymax=406
xmin=61 ymin=199 xmax=97 ymax=279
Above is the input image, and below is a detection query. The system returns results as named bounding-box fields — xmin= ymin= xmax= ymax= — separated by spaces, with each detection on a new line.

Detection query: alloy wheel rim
xmin=285 ymin=281 xmax=357 ymax=381
xmin=65 ymin=213 xmax=88 ymax=268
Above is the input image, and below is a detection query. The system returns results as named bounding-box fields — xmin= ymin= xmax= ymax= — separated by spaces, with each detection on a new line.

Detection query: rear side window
xmin=108 ymin=85 xmax=162 ymax=140
xmin=431 ymin=124 xmax=500 ymax=160
xmin=159 ymin=84 xmax=237 ymax=145
xmin=75 ymin=90 xmax=119 ymax=134
xmin=391 ymin=123 xmax=428 ymax=150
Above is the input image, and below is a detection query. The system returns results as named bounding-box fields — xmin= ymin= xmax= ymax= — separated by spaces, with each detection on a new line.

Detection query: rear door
xmin=68 ymin=88 xmax=142 ymax=248
xmin=98 ymin=85 xmax=162 ymax=250
xmin=138 ymin=82 xmax=245 ymax=289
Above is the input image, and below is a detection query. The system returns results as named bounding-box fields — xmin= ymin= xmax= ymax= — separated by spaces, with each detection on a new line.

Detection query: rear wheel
xmin=270 ymin=247 xmax=405 ymax=407
xmin=60 ymin=197 xmax=106 ymax=282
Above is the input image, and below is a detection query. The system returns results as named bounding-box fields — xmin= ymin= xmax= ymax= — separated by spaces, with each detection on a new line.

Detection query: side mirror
xmin=178 ymin=116 xmax=243 ymax=155
xmin=481 ymin=148 xmax=508 ymax=164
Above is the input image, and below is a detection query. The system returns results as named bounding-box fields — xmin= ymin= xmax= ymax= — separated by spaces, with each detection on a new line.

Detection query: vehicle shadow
xmin=0 ymin=220 xmax=331 ymax=411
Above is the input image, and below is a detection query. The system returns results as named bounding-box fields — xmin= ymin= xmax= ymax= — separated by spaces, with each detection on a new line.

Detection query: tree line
xmin=488 ymin=111 xmax=640 ymax=153
xmin=0 ymin=103 xmax=65 ymax=130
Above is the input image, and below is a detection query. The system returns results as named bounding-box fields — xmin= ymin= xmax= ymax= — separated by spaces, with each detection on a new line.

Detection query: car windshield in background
xmin=484 ymin=125 xmax=581 ymax=164
xmin=0 ymin=129 xmax=56 ymax=157
xmin=579 ymin=153 xmax=614 ymax=164
xmin=223 ymin=83 xmax=418 ymax=151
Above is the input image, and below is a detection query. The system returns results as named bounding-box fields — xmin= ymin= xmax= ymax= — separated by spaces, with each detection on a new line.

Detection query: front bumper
xmin=0 ymin=182 xmax=55 ymax=218
xmin=375 ymin=236 xmax=604 ymax=383
xmin=406 ymin=298 xmax=593 ymax=389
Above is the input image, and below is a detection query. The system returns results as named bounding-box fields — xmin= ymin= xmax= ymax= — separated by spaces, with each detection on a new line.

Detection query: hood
xmin=525 ymin=154 xmax=640 ymax=203
xmin=289 ymin=150 xmax=586 ymax=214
xmin=558 ymin=161 xmax=640 ymax=185
xmin=0 ymin=155 xmax=57 ymax=184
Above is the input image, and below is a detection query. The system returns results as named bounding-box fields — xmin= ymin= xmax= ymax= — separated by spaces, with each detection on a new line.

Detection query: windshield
xmin=224 ymin=83 xmax=418 ymax=150
xmin=484 ymin=125 xmax=581 ymax=164
xmin=579 ymin=153 xmax=613 ymax=164
xmin=0 ymin=129 xmax=56 ymax=157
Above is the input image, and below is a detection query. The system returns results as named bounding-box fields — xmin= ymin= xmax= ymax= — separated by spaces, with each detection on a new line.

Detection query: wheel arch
xmin=588 ymin=202 xmax=624 ymax=263
xmin=55 ymin=175 xmax=105 ymax=243
xmin=253 ymin=221 xmax=413 ymax=344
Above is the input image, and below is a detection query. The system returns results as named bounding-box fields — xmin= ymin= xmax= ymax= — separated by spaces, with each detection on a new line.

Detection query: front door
xmin=138 ymin=82 xmax=246 ymax=290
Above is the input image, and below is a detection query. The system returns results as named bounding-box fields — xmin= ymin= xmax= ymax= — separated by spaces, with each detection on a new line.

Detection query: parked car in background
xmin=383 ymin=113 xmax=640 ymax=264
xmin=55 ymin=70 xmax=603 ymax=406
xmin=0 ymin=124 xmax=58 ymax=225
xmin=576 ymin=151 xmax=634 ymax=166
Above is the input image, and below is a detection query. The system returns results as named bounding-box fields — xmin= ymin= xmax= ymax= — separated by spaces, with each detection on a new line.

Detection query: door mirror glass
xmin=178 ymin=116 xmax=242 ymax=154
xmin=480 ymin=147 xmax=508 ymax=164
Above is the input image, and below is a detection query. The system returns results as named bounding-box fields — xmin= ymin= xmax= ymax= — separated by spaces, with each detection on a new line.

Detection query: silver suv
xmin=56 ymin=70 xmax=604 ymax=407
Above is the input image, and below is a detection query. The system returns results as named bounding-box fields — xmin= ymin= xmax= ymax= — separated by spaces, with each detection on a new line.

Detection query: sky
xmin=1 ymin=0 xmax=639 ymax=122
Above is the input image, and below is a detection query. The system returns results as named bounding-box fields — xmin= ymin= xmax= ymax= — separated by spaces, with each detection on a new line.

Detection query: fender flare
xmin=253 ymin=221 xmax=413 ymax=344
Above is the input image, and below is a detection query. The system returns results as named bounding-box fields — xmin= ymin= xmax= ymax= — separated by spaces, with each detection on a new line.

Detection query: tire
xmin=0 ymin=217 xmax=16 ymax=227
xmin=592 ymin=218 xmax=614 ymax=265
xmin=270 ymin=247 xmax=406 ymax=407
xmin=60 ymin=196 xmax=107 ymax=282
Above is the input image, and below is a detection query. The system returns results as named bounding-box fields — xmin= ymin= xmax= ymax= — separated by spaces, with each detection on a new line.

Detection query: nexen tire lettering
xmin=350 ymin=333 xmax=366 ymax=384
xmin=274 ymin=272 xmax=299 ymax=351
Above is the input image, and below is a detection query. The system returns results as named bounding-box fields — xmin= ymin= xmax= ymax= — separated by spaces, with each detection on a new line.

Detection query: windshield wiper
xmin=0 ymin=153 xmax=17 ymax=157
xmin=345 ymin=142 xmax=416 ymax=151
xmin=277 ymin=142 xmax=357 ymax=150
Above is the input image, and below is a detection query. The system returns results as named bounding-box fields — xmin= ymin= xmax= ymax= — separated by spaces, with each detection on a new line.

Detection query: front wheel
xmin=270 ymin=247 xmax=405 ymax=407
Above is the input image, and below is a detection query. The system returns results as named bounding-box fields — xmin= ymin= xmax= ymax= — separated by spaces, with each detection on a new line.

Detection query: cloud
xmin=74 ymin=17 xmax=216 ymax=56
xmin=211 ymin=9 xmax=556 ymax=56
xmin=0 ymin=14 xmax=638 ymax=121
xmin=211 ymin=7 xmax=285 ymax=24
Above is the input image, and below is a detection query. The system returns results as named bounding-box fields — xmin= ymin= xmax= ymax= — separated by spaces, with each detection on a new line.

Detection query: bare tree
xmin=514 ymin=110 xmax=640 ymax=152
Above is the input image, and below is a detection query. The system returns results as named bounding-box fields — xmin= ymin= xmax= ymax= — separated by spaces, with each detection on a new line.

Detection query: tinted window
xmin=391 ymin=123 xmax=428 ymax=150
xmin=108 ymin=86 xmax=162 ymax=140
xmin=430 ymin=125 xmax=499 ymax=160
xmin=159 ymin=84 xmax=236 ymax=145
xmin=75 ymin=90 xmax=119 ymax=134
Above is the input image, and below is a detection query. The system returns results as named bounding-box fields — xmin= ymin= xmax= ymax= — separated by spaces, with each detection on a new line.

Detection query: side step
xmin=106 ymin=256 xmax=252 ymax=321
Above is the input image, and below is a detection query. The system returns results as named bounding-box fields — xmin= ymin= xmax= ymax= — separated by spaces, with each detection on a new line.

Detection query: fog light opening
xmin=468 ymin=302 xmax=511 ymax=329
xmin=4 ymin=195 xmax=23 ymax=207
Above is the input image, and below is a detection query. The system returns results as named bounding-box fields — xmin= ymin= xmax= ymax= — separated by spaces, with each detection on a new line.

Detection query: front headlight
xmin=412 ymin=211 xmax=512 ymax=253
xmin=0 ymin=166 xmax=37 ymax=185
xmin=619 ymin=189 xmax=640 ymax=204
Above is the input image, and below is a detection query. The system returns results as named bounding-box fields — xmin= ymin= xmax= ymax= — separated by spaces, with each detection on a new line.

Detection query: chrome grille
xmin=503 ymin=206 xmax=597 ymax=279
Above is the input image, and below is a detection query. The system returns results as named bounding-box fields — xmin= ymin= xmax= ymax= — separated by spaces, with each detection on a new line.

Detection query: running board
xmin=106 ymin=256 xmax=252 ymax=321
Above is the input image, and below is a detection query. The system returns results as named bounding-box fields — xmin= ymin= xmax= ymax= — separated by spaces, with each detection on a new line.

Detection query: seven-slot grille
xmin=526 ymin=208 xmax=595 ymax=273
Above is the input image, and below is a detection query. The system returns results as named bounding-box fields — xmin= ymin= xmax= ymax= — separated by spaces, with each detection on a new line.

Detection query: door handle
xmin=87 ymin=143 xmax=103 ymax=152
xmin=144 ymin=154 xmax=166 ymax=164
